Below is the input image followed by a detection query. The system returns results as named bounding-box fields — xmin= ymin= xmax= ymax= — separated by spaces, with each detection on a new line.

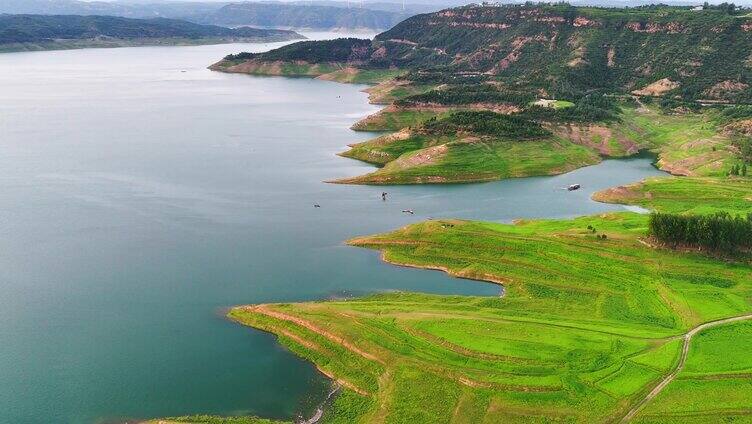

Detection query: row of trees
xmin=422 ymin=111 xmax=551 ymax=139
xmin=648 ymin=212 xmax=752 ymax=252
xmin=396 ymin=84 xmax=535 ymax=108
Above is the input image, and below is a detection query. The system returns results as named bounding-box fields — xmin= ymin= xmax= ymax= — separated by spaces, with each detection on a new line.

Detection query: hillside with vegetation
xmin=0 ymin=14 xmax=303 ymax=52
xmin=220 ymin=3 xmax=752 ymax=101
xmin=212 ymin=3 xmax=752 ymax=185
xmin=336 ymin=110 xmax=601 ymax=184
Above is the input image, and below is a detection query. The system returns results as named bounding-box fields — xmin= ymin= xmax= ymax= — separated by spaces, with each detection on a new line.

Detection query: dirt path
xmin=619 ymin=313 xmax=752 ymax=423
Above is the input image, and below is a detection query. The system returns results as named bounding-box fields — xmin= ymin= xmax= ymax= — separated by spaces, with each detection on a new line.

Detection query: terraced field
xmin=226 ymin=205 xmax=751 ymax=423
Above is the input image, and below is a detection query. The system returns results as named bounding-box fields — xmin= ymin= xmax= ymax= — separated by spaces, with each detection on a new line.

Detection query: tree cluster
xmin=649 ymin=212 xmax=752 ymax=252
xmin=254 ymin=38 xmax=372 ymax=63
xmin=397 ymin=85 xmax=534 ymax=108
xmin=422 ymin=111 xmax=551 ymax=139
xmin=521 ymin=93 xmax=619 ymax=123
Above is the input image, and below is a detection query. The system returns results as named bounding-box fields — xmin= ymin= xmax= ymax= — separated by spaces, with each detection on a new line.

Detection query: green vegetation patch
xmin=593 ymin=176 xmax=752 ymax=215
xmin=648 ymin=211 xmax=752 ymax=253
xmin=629 ymin=339 xmax=683 ymax=372
xmin=595 ymin=362 xmax=662 ymax=398
xmin=633 ymin=320 xmax=752 ymax=422
xmin=339 ymin=111 xmax=599 ymax=184
xmin=619 ymin=106 xmax=739 ymax=177
xmin=683 ymin=321 xmax=752 ymax=375
xmin=396 ymin=84 xmax=535 ymax=108
xmin=351 ymin=107 xmax=445 ymax=132
xmin=227 ymin=212 xmax=751 ymax=422
xmin=421 ymin=111 xmax=551 ymax=139
xmin=638 ymin=378 xmax=752 ymax=419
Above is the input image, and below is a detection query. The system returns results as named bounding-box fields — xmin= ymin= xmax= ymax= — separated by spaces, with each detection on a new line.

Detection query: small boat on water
xmin=567 ymin=184 xmax=581 ymax=191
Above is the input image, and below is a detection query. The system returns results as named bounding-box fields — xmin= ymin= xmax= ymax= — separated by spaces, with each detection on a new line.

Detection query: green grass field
xmin=554 ymin=100 xmax=576 ymax=109
xmin=341 ymin=104 xmax=746 ymax=185
xmin=593 ymin=176 xmax=752 ymax=215
xmin=617 ymin=107 xmax=740 ymax=177
xmin=350 ymin=107 xmax=446 ymax=132
xmin=226 ymin=207 xmax=751 ymax=423
xmin=336 ymin=133 xmax=600 ymax=184
xmin=635 ymin=321 xmax=752 ymax=422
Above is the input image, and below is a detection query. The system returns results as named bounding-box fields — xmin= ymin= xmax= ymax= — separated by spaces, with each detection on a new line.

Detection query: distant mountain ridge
xmin=0 ymin=0 xmax=427 ymax=31
xmin=0 ymin=14 xmax=302 ymax=51
xmin=196 ymin=2 xmax=411 ymax=31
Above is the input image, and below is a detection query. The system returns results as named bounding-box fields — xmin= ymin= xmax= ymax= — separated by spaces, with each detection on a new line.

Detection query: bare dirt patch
xmin=725 ymin=118 xmax=752 ymax=136
xmin=316 ymin=66 xmax=359 ymax=82
xmin=591 ymin=183 xmax=644 ymax=204
xmin=607 ymin=46 xmax=616 ymax=67
xmin=389 ymin=144 xmax=449 ymax=169
xmin=553 ymin=124 xmax=639 ymax=156
xmin=632 ymin=78 xmax=680 ymax=96
xmin=704 ymin=80 xmax=749 ymax=99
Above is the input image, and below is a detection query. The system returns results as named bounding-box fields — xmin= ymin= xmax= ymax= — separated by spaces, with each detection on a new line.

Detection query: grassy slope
xmin=335 ymin=132 xmax=600 ymax=184
xmin=229 ymin=205 xmax=752 ymax=423
xmin=634 ymin=320 xmax=752 ymax=423
xmin=618 ymin=106 xmax=739 ymax=177
xmin=350 ymin=106 xmax=445 ymax=131
xmin=593 ymin=176 xmax=752 ymax=215
xmin=338 ymin=104 xmax=743 ymax=185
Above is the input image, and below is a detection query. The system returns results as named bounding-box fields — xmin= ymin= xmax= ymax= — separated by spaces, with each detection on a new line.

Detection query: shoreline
xmin=200 ymin=43 xmax=742 ymax=422
xmin=0 ymin=35 xmax=305 ymax=54
xmin=345 ymin=237 xmax=508 ymax=296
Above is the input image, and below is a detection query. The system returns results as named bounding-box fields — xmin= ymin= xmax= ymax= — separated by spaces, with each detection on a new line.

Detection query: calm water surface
xmin=0 ymin=36 xmax=666 ymax=423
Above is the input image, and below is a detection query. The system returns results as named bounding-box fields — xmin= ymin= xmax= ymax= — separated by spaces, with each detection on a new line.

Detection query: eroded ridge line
xmin=620 ymin=313 xmax=752 ymax=423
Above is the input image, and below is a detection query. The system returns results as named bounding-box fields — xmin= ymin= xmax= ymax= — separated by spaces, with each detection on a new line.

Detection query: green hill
xmin=224 ymin=4 xmax=752 ymax=102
